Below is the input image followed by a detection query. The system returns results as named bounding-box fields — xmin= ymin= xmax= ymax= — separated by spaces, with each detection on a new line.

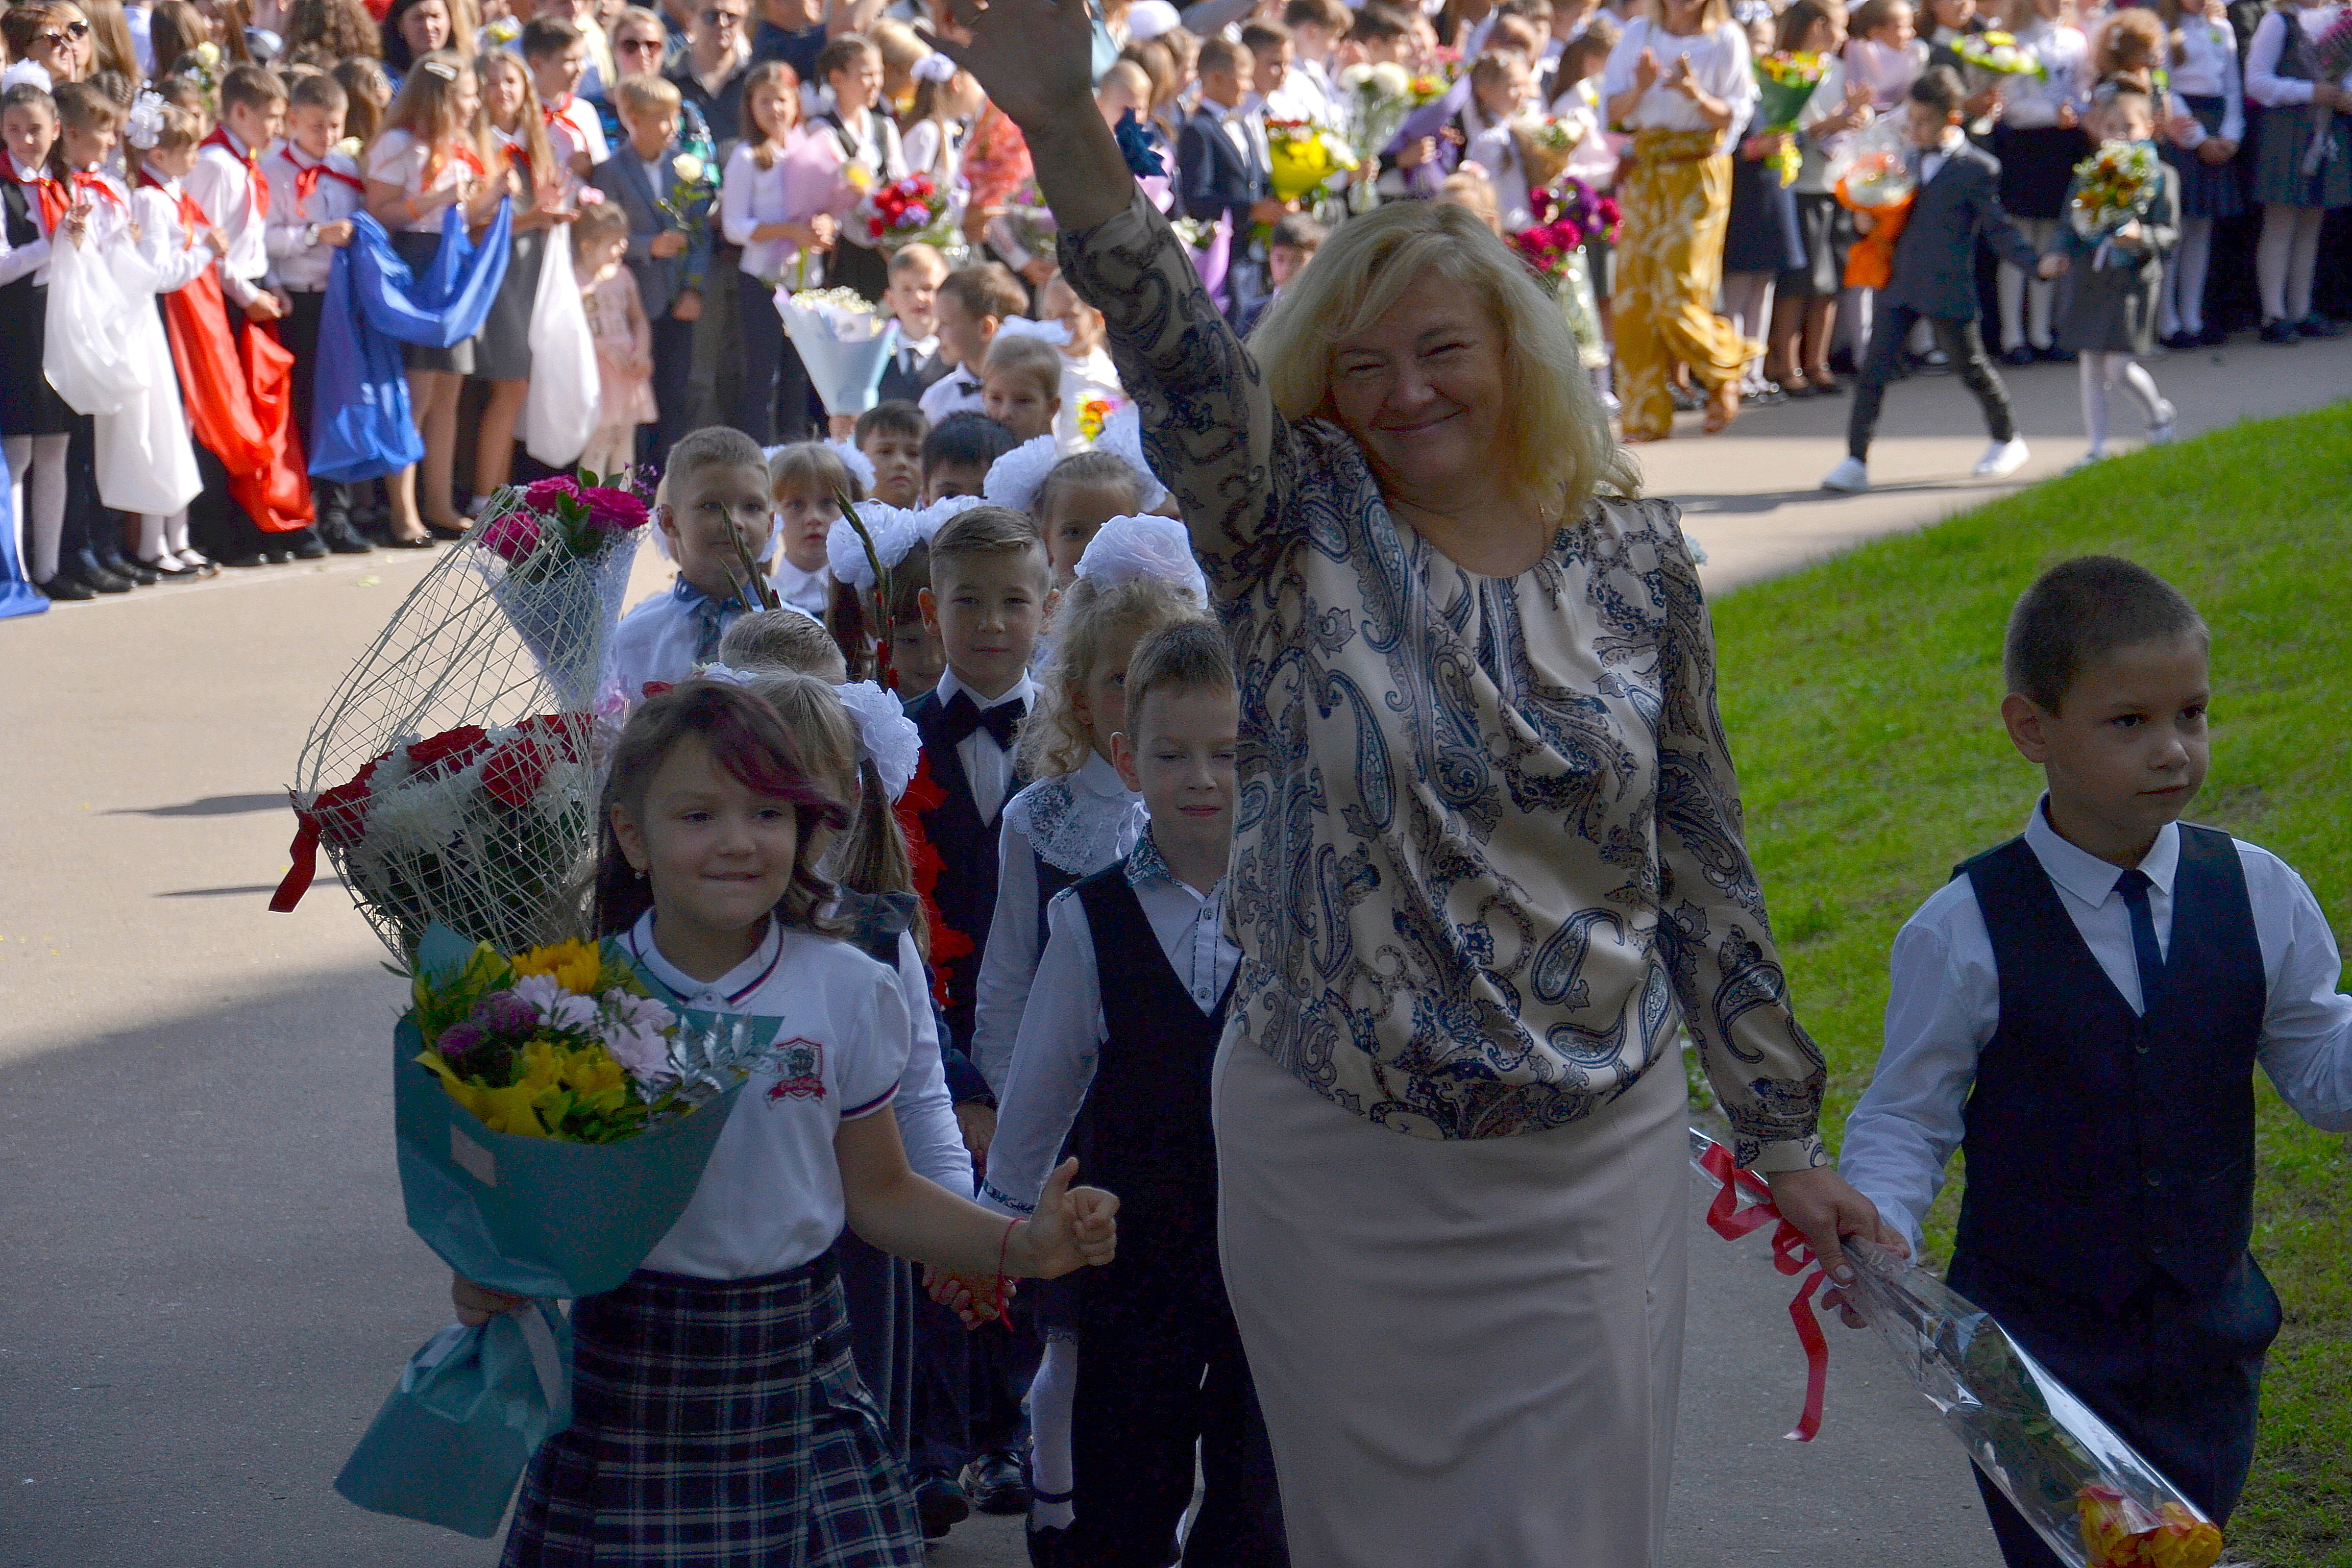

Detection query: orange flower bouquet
xmin=1830 ymin=121 xmax=1918 ymax=289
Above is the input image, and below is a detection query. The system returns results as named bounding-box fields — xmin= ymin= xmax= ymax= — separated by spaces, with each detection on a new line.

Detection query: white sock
xmin=2115 ymin=358 xmax=2164 ymax=428
xmin=9 ymin=432 xmax=68 ymax=581
xmin=2257 ymin=203 xmax=2298 ymax=321
xmin=2080 ymin=354 xmax=2111 ymax=456
xmin=2287 ymin=206 xmax=2324 ymax=323
xmin=1027 ymin=1329 xmax=1078 ymax=1533
xmin=2169 ymin=216 xmax=2214 ymax=335
xmin=164 ymin=508 xmax=192 ymax=559
xmin=138 ymin=513 xmax=167 ymax=562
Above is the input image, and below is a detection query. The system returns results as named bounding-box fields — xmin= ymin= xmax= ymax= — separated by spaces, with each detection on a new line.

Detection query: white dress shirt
xmin=771 ymin=555 xmax=831 ymax=618
xmin=2169 ymin=15 xmax=2247 ymax=142
xmin=262 ymin=143 xmax=363 ymax=292
xmin=919 ymin=365 xmax=987 ymax=424
xmin=932 ymin=665 xmax=1035 ymax=824
xmin=978 ymin=829 xmax=1239 ymax=1216
xmin=1 ymin=153 xmax=58 ymax=287
xmin=1918 ymin=125 xmax=1965 ymax=187
xmin=2246 ymin=7 xmax=2352 ymax=109
xmin=185 ymin=128 xmax=269 ymax=308
xmin=1052 ymin=344 xmax=1125 ymax=453
xmin=131 ymin=170 xmax=220 ymax=290
xmin=1841 ymin=801 xmax=2352 ymax=1256
xmin=970 ymin=753 xmax=1149 ymax=1092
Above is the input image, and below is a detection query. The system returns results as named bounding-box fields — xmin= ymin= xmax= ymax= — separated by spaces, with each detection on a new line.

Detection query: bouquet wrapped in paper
xmin=272 ymin=483 xmax=649 ymax=957
xmin=1267 ymin=117 xmax=1360 ymax=205
xmin=1509 ymin=112 xmax=1579 ymax=193
xmin=336 ymin=923 xmax=775 ymax=1535
xmin=1754 ymin=51 xmax=1826 ymax=185
xmin=1830 ymin=119 xmax=1919 ymax=288
xmin=776 ymin=285 xmax=902 ymax=417
xmin=1506 ymin=179 xmax=1616 ymax=369
xmin=1841 ymin=1237 xmax=2224 ymax=1568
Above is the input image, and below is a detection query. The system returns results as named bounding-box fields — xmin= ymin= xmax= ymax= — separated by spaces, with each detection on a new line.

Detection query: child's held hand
xmin=2036 ymin=252 xmax=2067 ymax=278
xmin=451 ymin=1272 xmax=529 ymax=1327
xmin=672 ymin=286 xmax=703 ymax=322
xmin=317 ymin=218 xmax=355 ymax=248
xmin=923 ymin=1262 xmax=1022 ymax=1329
xmin=1009 ymin=1157 xmax=1118 ymax=1280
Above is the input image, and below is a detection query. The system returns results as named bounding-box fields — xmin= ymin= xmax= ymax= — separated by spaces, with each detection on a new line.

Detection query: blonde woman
xmin=935 ymin=0 xmax=1897 ymax=1560
xmin=1600 ymin=0 xmax=1759 ymax=439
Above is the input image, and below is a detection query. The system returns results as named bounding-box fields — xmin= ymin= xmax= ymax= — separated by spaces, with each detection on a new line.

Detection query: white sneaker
xmin=2147 ymin=402 xmax=2178 ymax=445
xmin=1820 ymin=456 xmax=1871 ymax=494
xmin=1974 ymin=436 xmax=2030 ymax=478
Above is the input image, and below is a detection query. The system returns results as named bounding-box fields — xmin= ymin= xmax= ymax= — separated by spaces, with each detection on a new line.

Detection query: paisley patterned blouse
xmin=1058 ymin=193 xmax=1827 ymax=1171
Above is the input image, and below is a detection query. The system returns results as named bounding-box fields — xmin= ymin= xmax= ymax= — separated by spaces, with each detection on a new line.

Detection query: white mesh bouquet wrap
xmin=834 ymin=681 xmax=922 ymax=799
xmin=825 ymin=494 xmax=984 ymax=590
xmin=274 ymin=499 xmax=647 ymax=960
xmin=982 ymin=434 xmax=1061 ymax=516
xmin=1073 ymin=513 xmax=1208 ymax=605
xmin=1095 ymin=403 xmax=1170 ymax=511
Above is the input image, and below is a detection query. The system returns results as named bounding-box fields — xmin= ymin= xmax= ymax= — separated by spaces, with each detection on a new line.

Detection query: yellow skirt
xmin=1611 ymin=128 xmax=1754 ymax=441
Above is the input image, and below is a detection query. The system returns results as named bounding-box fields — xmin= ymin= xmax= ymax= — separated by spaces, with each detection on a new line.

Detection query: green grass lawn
xmin=1705 ymin=402 xmax=2352 ymax=1567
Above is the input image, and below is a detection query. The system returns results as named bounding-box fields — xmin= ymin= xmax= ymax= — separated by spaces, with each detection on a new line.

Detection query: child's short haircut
xmin=814 ymin=32 xmax=876 ymax=81
xmin=768 ymin=439 xmax=862 ymax=503
xmin=1240 ymin=19 xmax=1292 ymax=54
xmin=1909 ymin=63 xmax=1966 ymax=117
xmin=1348 ymin=4 xmax=1413 ymax=42
xmin=521 ymin=14 xmax=582 ymax=59
xmin=983 ymin=333 xmax=1063 ymax=404
xmin=922 ymin=410 xmax=1018 ymax=479
xmin=887 ymin=242 xmax=945 ymax=280
xmin=220 ymin=62 xmax=288 ymax=112
xmin=1282 ymin=0 xmax=1350 ymax=31
xmin=717 ymin=608 xmax=850 ymax=682
xmin=1563 ymin=15 xmax=1620 ymax=62
xmin=1034 ymin=451 xmax=1146 ymax=524
xmin=615 ymin=74 xmax=683 ymax=119
xmin=1197 ymin=35 xmax=1245 ymax=78
xmin=855 ymin=400 xmax=926 ymax=447
xmin=571 ymin=198 xmax=629 ymax=247
xmin=937 ymin=262 xmax=1026 ymax=328
xmin=1124 ymin=619 xmax=1238 ymax=731
xmin=658 ymin=425 xmax=767 ymax=503
xmin=2002 ymin=556 xmax=2207 ymax=713
xmin=153 ymin=72 xmax=208 ymax=116
xmin=0 ymin=82 xmax=58 ymax=123
xmin=1269 ymin=213 xmax=1328 ymax=254
xmin=289 ymin=69 xmax=348 ymax=115
xmin=929 ymin=505 xmax=1047 ymax=588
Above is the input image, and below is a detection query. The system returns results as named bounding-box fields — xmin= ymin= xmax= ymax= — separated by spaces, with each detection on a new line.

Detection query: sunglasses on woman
xmin=37 ymin=19 xmax=92 ymax=45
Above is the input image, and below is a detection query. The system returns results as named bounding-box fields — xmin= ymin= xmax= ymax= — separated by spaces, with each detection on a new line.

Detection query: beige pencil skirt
xmin=1213 ymin=1034 xmax=1689 ymax=1568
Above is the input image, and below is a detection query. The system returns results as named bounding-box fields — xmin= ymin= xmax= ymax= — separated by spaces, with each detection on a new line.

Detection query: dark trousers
xmin=281 ymin=289 xmax=353 ymax=525
xmin=643 ymin=312 xmax=697 ymax=468
xmin=1948 ymin=1250 xmax=2279 ymax=1567
xmin=828 ymin=240 xmax=889 ymax=304
xmin=909 ymin=1293 xmax=971 ymax=1479
xmin=831 ymin=1231 xmax=915 ymax=1458
xmin=1847 ymin=306 xmax=2015 ymax=460
xmin=730 ymin=270 xmax=818 ymax=445
xmin=1068 ymin=1285 xmax=1286 ymax=1568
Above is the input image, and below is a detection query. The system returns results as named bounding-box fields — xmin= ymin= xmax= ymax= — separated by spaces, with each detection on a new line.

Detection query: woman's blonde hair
xmin=1248 ymin=197 xmax=1637 ymax=513
xmin=747 ymin=671 xmax=930 ymax=956
xmin=1017 ymin=578 xmax=1212 ymax=779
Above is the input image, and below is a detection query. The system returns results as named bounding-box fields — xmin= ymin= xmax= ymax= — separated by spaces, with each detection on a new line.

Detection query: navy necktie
xmin=2113 ymin=868 xmax=2166 ymax=1012
xmin=675 ymin=581 xmax=729 ymax=663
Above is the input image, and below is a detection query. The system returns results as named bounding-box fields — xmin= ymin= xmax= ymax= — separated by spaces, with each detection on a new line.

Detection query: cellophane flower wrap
xmin=1266 ymin=117 xmax=1360 ymax=205
xmin=857 ymin=171 xmax=957 ymax=254
xmin=775 ymin=285 xmax=902 ymax=416
xmin=1337 ymin=60 xmax=1417 ymax=161
xmin=1841 ymin=1238 xmax=2225 ymax=1568
xmin=1754 ymin=51 xmax=1825 ymax=185
xmin=2067 ymin=138 xmax=2161 ymax=242
xmin=1830 ymin=119 xmax=1919 ymax=288
xmin=336 ymin=923 xmax=781 ymax=1537
xmin=1507 ymin=180 xmax=1614 ymax=368
xmin=1509 ymin=112 xmax=1579 ymax=193
xmin=273 ymin=487 xmax=648 ymax=957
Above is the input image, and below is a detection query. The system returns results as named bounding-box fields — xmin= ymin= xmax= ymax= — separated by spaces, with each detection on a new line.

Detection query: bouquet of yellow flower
xmin=2067 ymin=138 xmax=2162 ymax=240
xmin=1754 ymin=51 xmax=1825 ymax=185
xmin=1266 ymin=118 xmax=1361 ymax=205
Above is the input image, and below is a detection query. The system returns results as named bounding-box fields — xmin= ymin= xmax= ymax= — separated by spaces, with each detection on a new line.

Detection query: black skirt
xmin=390 ymin=229 xmax=477 ymax=375
xmin=473 ymin=226 xmax=546 ymax=382
xmin=1724 ymin=142 xmax=1808 ymax=275
xmin=1777 ymin=191 xmax=1854 ymax=299
xmin=1994 ymin=124 xmax=2094 ymax=220
xmin=2163 ymin=95 xmax=2247 ymax=220
xmin=0 ymin=278 xmax=71 ymax=436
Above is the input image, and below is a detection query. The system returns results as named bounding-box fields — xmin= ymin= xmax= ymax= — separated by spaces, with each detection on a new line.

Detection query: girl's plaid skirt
xmin=501 ymin=1256 xmax=926 ymax=1567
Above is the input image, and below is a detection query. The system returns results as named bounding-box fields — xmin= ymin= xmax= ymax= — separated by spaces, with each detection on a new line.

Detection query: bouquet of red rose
xmin=1508 ymin=179 xmax=1614 ymax=369
xmin=857 ymin=172 xmax=957 ymax=255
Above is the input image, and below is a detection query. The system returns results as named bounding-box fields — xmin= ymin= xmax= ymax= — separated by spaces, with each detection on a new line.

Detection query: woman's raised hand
xmin=933 ymin=0 xmax=1096 ymax=133
xmin=1632 ymin=45 xmax=1661 ymax=92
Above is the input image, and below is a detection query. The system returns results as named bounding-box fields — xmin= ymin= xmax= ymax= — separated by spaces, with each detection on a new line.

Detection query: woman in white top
xmin=2243 ymin=0 xmax=2352 ymax=340
xmin=2153 ymin=0 xmax=2245 ymax=346
xmin=1989 ymin=0 xmax=2089 ymax=361
xmin=362 ymin=51 xmax=506 ymax=543
xmin=1600 ymin=0 xmax=1760 ymax=440
xmin=720 ymin=59 xmax=839 ymax=444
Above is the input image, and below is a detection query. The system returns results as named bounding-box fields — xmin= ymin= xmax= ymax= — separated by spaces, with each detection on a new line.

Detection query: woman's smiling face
xmin=1326 ymin=269 xmax=1513 ymax=510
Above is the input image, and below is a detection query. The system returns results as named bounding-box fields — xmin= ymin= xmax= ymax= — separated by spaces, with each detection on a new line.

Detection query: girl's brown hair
xmin=593 ymin=680 xmax=850 ymax=937
xmin=1775 ymin=0 xmax=1843 ymax=53
xmin=738 ymin=58 xmax=799 ymax=169
xmin=748 ymin=671 xmax=931 ymax=957
xmin=333 ymin=54 xmax=391 ymax=141
xmin=145 ymin=0 xmax=208 ymax=73
xmin=76 ymin=0 xmax=140 ymax=80
xmin=284 ymin=0 xmax=382 ymax=59
xmin=1017 ymin=577 xmax=1212 ymax=779
xmin=380 ymin=50 xmax=485 ymax=176
xmin=2092 ymin=6 xmax=2163 ymax=77
xmin=197 ymin=0 xmax=255 ymax=62
xmin=48 ymin=80 xmax=119 ymax=173
xmin=477 ymin=48 xmax=556 ymax=195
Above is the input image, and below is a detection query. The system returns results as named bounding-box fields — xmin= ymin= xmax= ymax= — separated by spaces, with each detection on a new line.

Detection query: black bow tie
xmin=940 ymin=690 xmax=1023 ymax=749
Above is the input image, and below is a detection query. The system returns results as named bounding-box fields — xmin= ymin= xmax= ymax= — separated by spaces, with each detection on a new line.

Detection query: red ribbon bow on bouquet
xmin=1694 ymin=1136 xmax=1832 ymax=1442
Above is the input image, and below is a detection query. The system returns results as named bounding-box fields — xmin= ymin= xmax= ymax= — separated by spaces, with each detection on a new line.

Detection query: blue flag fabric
xmin=308 ymin=202 xmax=513 ymax=483
xmin=0 ymin=440 xmax=45 ymax=619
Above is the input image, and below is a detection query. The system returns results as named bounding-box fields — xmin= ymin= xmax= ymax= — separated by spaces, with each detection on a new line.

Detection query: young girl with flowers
xmin=471 ymin=678 xmax=1117 ymax=1566
xmin=720 ymin=60 xmax=836 ymax=445
xmin=473 ymin=49 xmax=575 ymax=509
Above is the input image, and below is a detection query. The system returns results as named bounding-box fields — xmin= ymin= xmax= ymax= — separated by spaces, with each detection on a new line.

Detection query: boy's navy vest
xmin=1952 ymin=824 xmax=2265 ymax=1305
xmin=1069 ymin=864 xmax=1235 ymax=1320
xmin=903 ymin=688 xmax=1022 ymax=1054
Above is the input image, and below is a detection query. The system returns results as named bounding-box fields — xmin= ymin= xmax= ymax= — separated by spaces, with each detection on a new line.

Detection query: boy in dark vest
xmin=1841 ymin=556 xmax=2352 ymax=1566
xmin=900 ymin=503 xmax=1049 ymax=1535
xmin=976 ymin=620 xmax=1287 ymax=1568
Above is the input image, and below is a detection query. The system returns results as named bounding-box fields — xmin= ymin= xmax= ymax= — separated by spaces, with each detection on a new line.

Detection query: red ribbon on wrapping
xmin=1698 ymin=1141 xmax=1831 ymax=1442
xmin=270 ymin=807 xmax=324 ymax=913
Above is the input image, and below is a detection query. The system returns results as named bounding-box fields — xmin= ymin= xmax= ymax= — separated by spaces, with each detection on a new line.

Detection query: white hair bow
xmin=911 ymin=51 xmax=957 ymax=83
xmin=834 ymin=680 xmax=923 ymax=799
xmin=1073 ymin=514 xmax=1207 ymax=604
xmin=981 ymin=433 xmax=1060 ymax=516
xmin=825 ymin=494 xmax=985 ymax=590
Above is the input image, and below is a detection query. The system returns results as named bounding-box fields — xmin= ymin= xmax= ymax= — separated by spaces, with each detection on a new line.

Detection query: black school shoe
xmin=963 ymin=1448 xmax=1032 ymax=1514
xmin=2259 ymin=318 xmax=2301 ymax=344
xmin=285 ymin=529 xmax=330 ymax=559
xmin=2298 ymin=314 xmax=2346 ymax=338
xmin=915 ymin=1471 xmax=970 ymax=1539
xmin=35 ymin=572 xmax=96 ymax=601
xmin=97 ymin=549 xmax=158 ymax=586
xmin=319 ymin=517 xmax=375 ymax=554
xmin=74 ymin=550 xmax=136 ymax=593
xmin=2000 ymin=343 xmax=2037 ymax=367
